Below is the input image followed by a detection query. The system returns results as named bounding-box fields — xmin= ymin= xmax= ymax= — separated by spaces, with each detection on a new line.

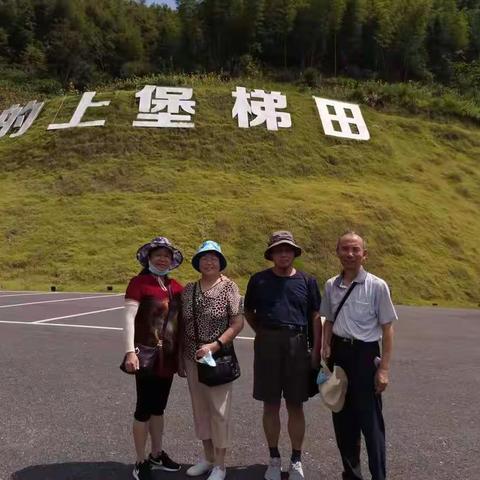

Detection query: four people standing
xmin=123 ymin=231 xmax=396 ymax=480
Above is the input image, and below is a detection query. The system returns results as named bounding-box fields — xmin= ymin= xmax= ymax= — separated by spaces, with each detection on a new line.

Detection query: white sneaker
xmin=288 ymin=460 xmax=305 ymax=480
xmin=186 ymin=460 xmax=213 ymax=477
xmin=264 ymin=457 xmax=282 ymax=480
xmin=206 ymin=466 xmax=226 ymax=480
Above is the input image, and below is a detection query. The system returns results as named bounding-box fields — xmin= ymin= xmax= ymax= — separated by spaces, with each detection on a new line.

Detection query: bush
xmin=235 ymin=54 xmax=262 ymax=78
xmin=452 ymin=61 xmax=480 ymax=99
xmin=301 ymin=67 xmax=320 ymax=88
xmin=120 ymin=61 xmax=154 ymax=78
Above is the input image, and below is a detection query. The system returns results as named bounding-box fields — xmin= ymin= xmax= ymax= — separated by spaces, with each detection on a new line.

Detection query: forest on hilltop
xmin=0 ymin=0 xmax=479 ymax=97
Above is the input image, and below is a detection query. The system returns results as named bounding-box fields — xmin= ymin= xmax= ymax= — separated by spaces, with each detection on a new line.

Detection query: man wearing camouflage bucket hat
xmin=244 ymin=231 xmax=322 ymax=480
xmin=123 ymin=236 xmax=184 ymax=480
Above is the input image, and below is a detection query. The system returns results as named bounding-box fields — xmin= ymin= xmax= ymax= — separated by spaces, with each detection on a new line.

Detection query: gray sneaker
xmin=264 ymin=457 xmax=281 ymax=480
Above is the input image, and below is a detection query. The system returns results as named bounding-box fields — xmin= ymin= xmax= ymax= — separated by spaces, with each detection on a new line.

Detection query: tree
xmin=427 ymin=0 xmax=469 ymax=81
xmin=387 ymin=0 xmax=433 ymax=80
xmin=262 ymin=0 xmax=304 ymax=68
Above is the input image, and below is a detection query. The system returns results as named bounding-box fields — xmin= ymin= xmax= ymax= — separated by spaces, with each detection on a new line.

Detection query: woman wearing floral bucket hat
xmin=122 ymin=236 xmax=184 ymax=480
xmin=180 ymin=240 xmax=244 ymax=480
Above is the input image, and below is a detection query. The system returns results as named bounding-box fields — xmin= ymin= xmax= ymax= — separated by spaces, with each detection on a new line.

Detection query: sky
xmin=147 ymin=0 xmax=176 ymax=8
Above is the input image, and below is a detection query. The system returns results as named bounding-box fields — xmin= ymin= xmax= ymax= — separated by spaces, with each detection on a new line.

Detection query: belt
xmin=332 ymin=334 xmax=378 ymax=346
xmin=262 ymin=324 xmax=306 ymax=333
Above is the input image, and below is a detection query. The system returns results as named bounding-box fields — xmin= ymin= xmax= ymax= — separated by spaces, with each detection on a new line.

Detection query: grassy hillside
xmin=0 ymin=76 xmax=479 ymax=306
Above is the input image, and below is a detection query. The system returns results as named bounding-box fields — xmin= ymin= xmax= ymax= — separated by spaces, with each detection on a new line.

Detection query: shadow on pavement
xmin=12 ymin=462 xmax=271 ymax=480
xmin=12 ymin=462 xmax=131 ymax=480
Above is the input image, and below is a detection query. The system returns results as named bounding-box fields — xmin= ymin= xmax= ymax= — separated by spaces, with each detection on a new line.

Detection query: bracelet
xmin=216 ymin=338 xmax=224 ymax=349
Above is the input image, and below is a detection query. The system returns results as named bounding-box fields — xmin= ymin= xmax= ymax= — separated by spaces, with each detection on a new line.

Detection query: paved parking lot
xmin=0 ymin=290 xmax=478 ymax=480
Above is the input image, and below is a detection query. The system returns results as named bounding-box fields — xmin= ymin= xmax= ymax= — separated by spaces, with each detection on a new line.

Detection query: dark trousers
xmin=330 ymin=335 xmax=386 ymax=480
xmin=134 ymin=373 xmax=173 ymax=422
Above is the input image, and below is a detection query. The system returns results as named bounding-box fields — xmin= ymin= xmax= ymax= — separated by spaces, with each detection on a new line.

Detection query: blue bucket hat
xmin=192 ymin=240 xmax=227 ymax=272
xmin=136 ymin=236 xmax=183 ymax=270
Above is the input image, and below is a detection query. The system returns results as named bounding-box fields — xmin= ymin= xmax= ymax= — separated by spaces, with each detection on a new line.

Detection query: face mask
xmin=317 ymin=369 xmax=329 ymax=385
xmin=148 ymin=260 xmax=170 ymax=277
xmin=196 ymin=349 xmax=217 ymax=367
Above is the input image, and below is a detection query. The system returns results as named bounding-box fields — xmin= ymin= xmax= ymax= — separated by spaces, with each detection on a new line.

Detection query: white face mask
xmin=196 ymin=349 xmax=217 ymax=367
xmin=148 ymin=260 xmax=170 ymax=277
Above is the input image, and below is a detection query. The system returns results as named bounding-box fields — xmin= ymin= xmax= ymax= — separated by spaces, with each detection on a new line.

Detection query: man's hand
xmin=125 ymin=351 xmax=139 ymax=373
xmin=375 ymin=367 xmax=389 ymax=394
xmin=321 ymin=344 xmax=331 ymax=362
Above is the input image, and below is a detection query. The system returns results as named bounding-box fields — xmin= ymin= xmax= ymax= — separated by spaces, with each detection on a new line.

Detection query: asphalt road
xmin=0 ymin=291 xmax=478 ymax=480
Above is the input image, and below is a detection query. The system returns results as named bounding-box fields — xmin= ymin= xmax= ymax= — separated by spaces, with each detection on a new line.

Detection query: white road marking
xmin=0 ymin=290 xmax=123 ymax=298
xmin=33 ymin=306 xmax=124 ymax=323
xmin=0 ymin=294 xmax=123 ymax=309
xmin=0 ymin=318 xmax=256 ymax=339
xmin=0 ymin=293 xmax=63 ymax=298
xmin=0 ymin=320 xmax=122 ymax=331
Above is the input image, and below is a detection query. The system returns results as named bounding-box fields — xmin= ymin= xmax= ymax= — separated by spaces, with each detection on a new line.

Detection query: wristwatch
xmin=216 ymin=338 xmax=224 ymax=349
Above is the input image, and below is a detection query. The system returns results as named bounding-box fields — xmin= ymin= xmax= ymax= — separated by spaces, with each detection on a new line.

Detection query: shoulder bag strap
xmin=333 ymin=281 xmax=357 ymax=322
xmin=163 ymin=280 xmax=175 ymax=335
xmin=156 ymin=281 xmax=173 ymax=342
xmin=192 ymin=282 xmax=201 ymax=349
xmin=159 ymin=303 xmax=171 ymax=342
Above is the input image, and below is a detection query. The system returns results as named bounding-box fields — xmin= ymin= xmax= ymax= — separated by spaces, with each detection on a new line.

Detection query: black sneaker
xmin=133 ymin=460 xmax=153 ymax=480
xmin=149 ymin=450 xmax=181 ymax=472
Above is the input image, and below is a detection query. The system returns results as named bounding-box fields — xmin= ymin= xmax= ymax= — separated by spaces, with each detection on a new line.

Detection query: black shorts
xmin=134 ymin=373 xmax=173 ymax=422
xmin=253 ymin=328 xmax=310 ymax=405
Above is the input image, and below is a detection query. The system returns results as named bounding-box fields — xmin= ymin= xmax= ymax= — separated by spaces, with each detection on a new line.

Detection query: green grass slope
xmin=0 ymin=77 xmax=479 ymax=306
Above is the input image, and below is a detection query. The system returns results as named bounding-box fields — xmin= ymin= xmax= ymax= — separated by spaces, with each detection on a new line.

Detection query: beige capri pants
xmin=185 ymin=358 xmax=233 ymax=449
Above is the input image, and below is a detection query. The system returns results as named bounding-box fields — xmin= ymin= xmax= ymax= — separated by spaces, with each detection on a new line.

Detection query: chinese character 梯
xmin=232 ymin=87 xmax=292 ymax=131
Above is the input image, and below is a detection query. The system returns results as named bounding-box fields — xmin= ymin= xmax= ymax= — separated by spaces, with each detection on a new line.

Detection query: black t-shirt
xmin=244 ymin=268 xmax=321 ymax=327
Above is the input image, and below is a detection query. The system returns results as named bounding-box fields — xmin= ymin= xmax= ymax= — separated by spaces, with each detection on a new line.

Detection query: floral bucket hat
xmin=136 ymin=236 xmax=183 ymax=270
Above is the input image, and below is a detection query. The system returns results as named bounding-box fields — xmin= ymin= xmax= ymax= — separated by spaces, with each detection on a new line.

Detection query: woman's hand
xmin=195 ymin=342 xmax=220 ymax=360
xmin=125 ymin=351 xmax=139 ymax=373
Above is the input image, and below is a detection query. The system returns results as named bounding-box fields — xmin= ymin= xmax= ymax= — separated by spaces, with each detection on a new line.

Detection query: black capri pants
xmin=134 ymin=373 xmax=174 ymax=422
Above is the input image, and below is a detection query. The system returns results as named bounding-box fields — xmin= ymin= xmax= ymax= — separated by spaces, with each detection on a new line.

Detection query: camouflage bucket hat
xmin=264 ymin=230 xmax=302 ymax=261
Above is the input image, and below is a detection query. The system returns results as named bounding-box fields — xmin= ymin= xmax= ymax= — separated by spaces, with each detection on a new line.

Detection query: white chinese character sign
xmin=0 ymin=100 xmax=44 ymax=138
xmin=133 ymin=86 xmax=195 ymax=128
xmin=47 ymin=92 xmax=110 ymax=130
xmin=232 ymin=87 xmax=291 ymax=131
xmin=0 ymin=86 xmax=373 ymax=142
xmin=313 ymin=97 xmax=370 ymax=141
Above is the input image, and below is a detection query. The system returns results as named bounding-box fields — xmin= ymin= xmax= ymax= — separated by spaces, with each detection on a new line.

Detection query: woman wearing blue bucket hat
xmin=122 ymin=236 xmax=184 ymax=480
xmin=180 ymin=240 xmax=244 ymax=480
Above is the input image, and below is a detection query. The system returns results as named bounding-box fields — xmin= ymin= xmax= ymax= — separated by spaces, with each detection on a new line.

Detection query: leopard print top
xmin=181 ymin=276 xmax=242 ymax=361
